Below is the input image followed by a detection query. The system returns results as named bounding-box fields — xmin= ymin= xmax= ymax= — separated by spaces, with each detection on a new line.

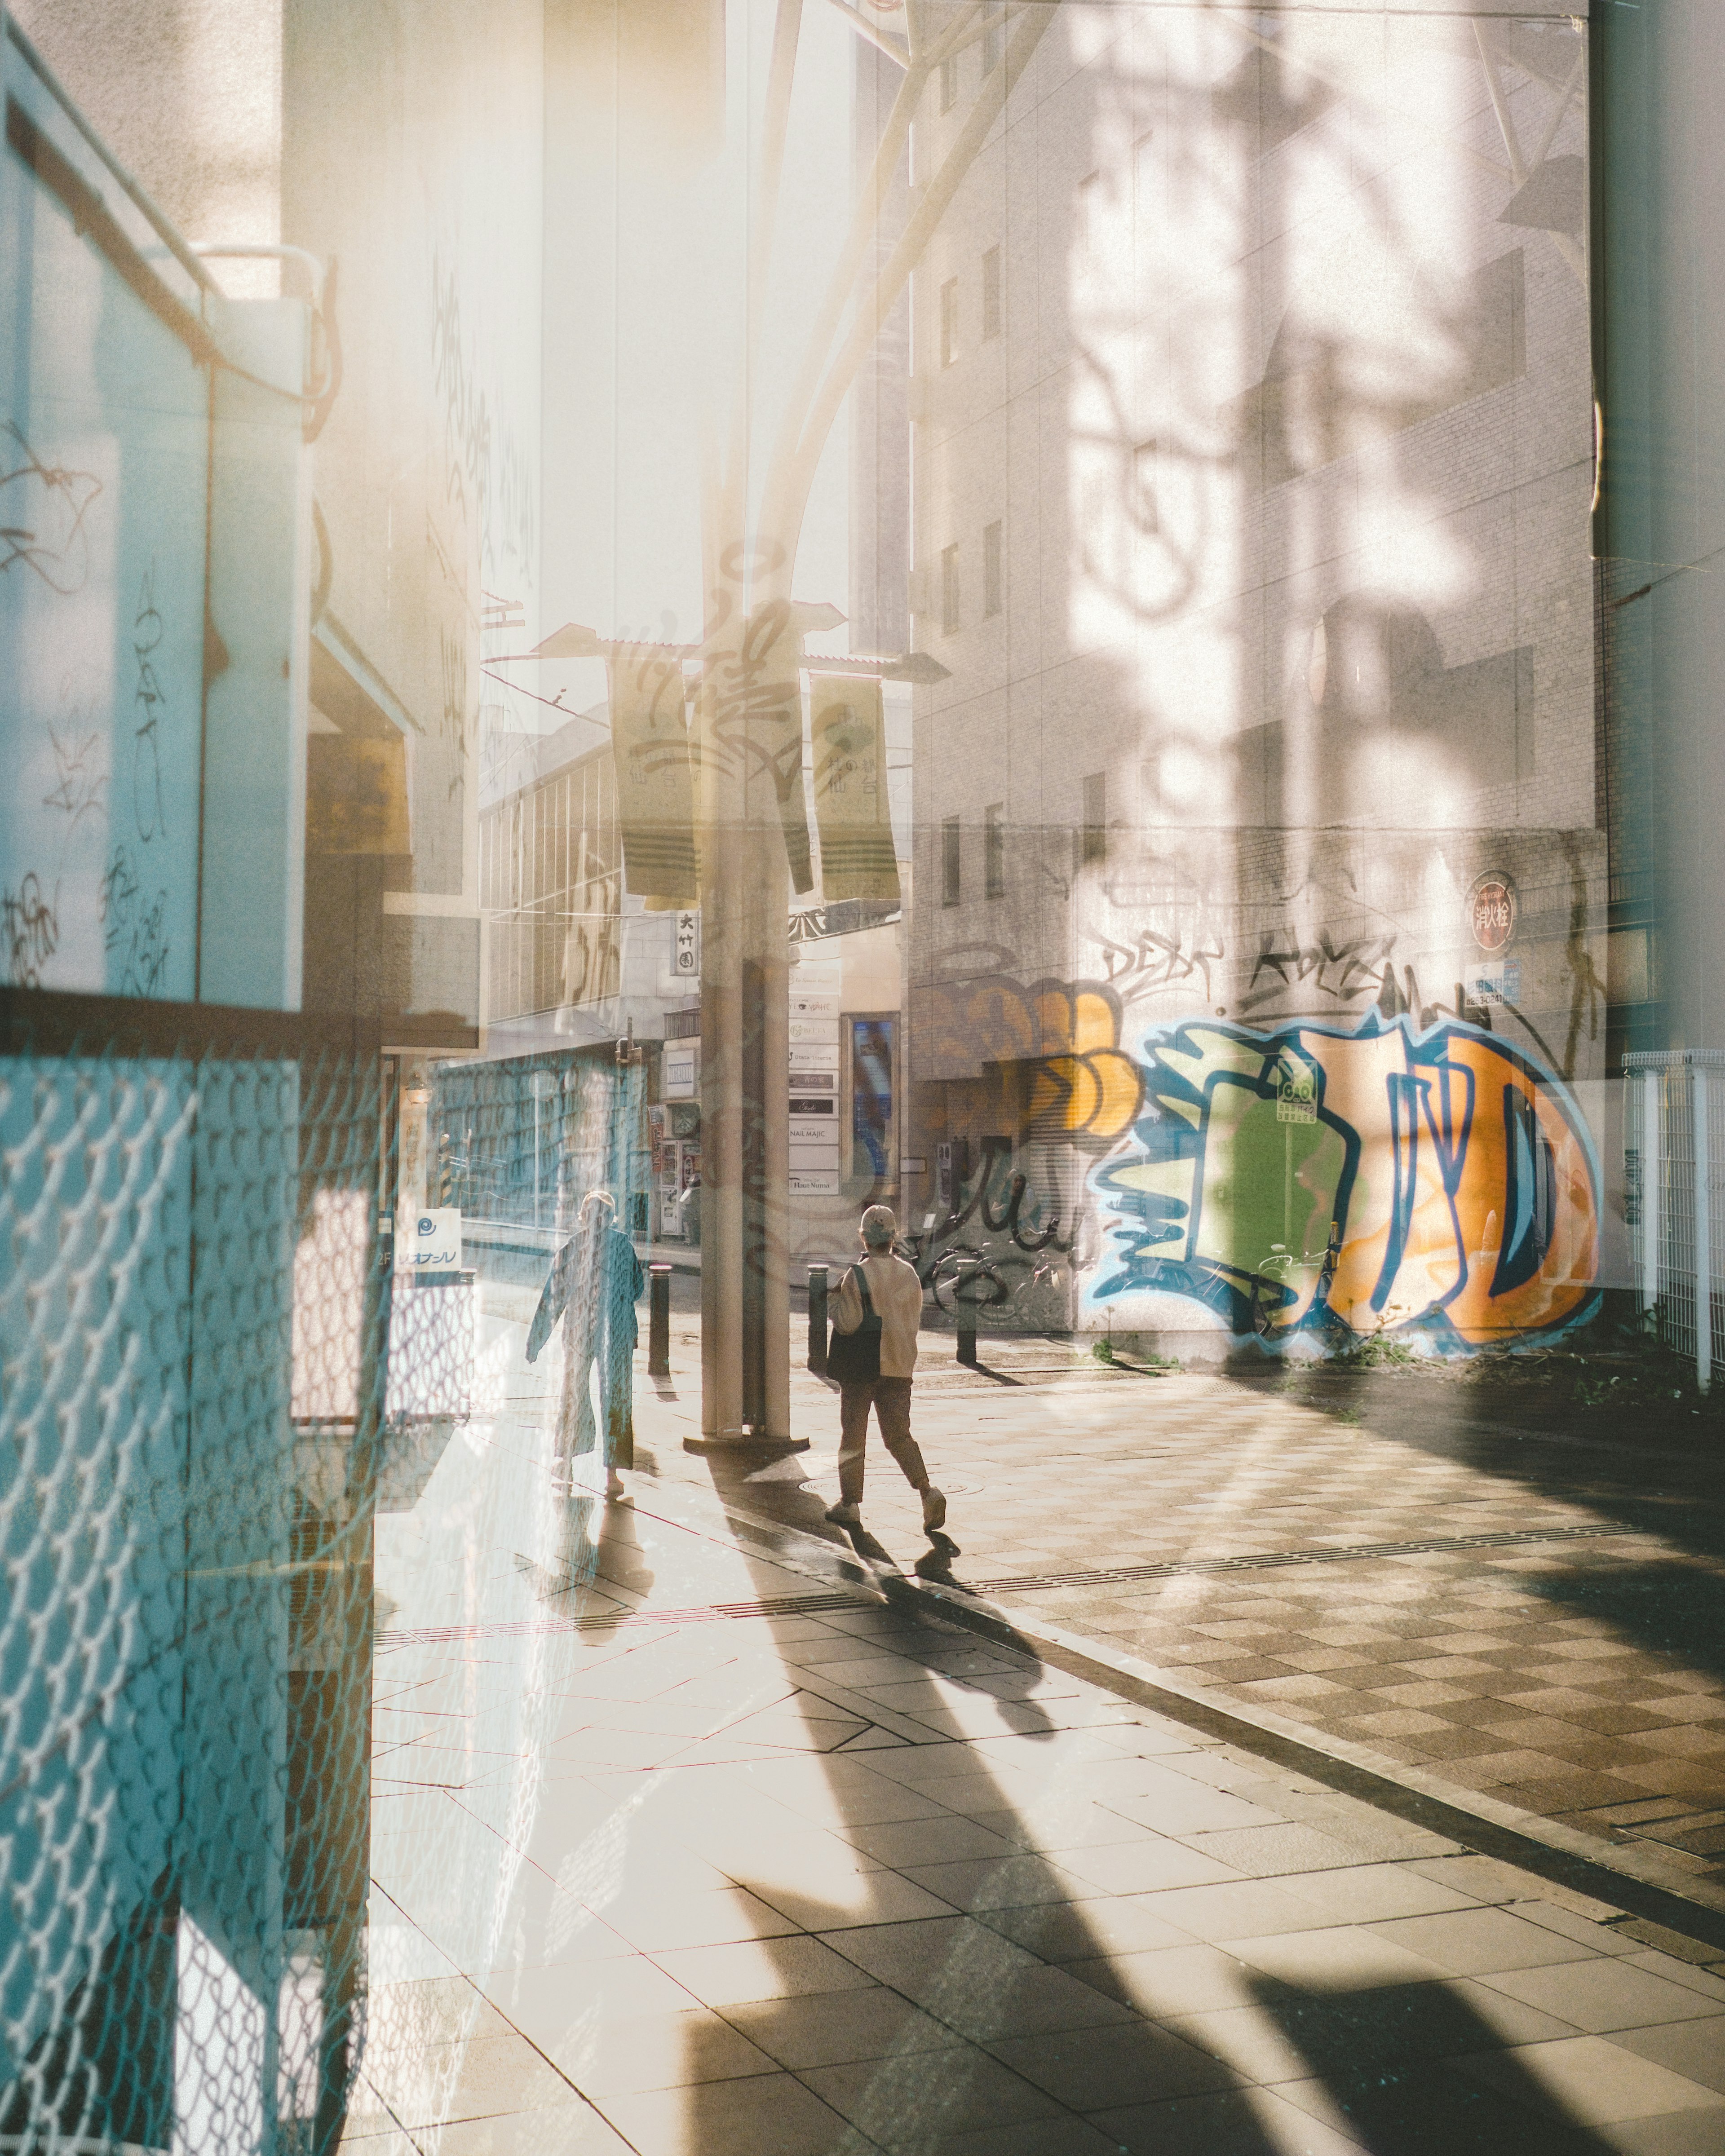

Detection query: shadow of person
xmin=655 ymin=1462 xmax=1263 ymax=2154
xmin=518 ymin=1486 xmax=658 ymax=1621
xmin=1198 ymin=1968 xmax=1625 ymax=2154
xmin=633 ymin=1449 xmax=1647 ymax=2155
xmin=912 ymin=1533 xmax=964 ymax=1588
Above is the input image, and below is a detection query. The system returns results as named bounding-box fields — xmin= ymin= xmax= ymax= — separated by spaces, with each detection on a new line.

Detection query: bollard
xmin=956 ymin=1264 xmax=978 ymax=1365
xmin=807 ymin=1265 xmax=828 ymax=1373
xmin=647 ymin=1262 xmax=672 ymax=1376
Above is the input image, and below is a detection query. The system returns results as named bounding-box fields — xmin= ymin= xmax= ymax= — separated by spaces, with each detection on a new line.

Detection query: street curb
xmin=898 ymin=1576 xmax=1725 ymax=1954
xmin=647 ymin=1477 xmax=1725 ymax=1960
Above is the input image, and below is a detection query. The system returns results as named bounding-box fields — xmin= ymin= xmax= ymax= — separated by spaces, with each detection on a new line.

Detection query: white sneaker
xmin=825 ymin=1500 xmax=862 ymax=1527
xmin=921 ymin=1485 xmax=947 ymax=1533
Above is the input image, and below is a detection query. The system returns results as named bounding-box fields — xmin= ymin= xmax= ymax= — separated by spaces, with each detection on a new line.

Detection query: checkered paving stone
xmin=365 ymin=1289 xmax=1725 ymax=2155
xmin=637 ymin=1329 xmax=1725 ymax=1892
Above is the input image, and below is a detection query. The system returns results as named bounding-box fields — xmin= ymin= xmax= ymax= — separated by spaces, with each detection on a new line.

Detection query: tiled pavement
xmin=347 ymin=1286 xmax=1725 ymax=2153
xmin=631 ymin=1308 xmax=1725 ymax=1903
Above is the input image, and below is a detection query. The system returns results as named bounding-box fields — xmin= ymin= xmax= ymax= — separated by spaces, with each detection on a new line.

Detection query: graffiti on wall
xmin=1087 ymin=1013 xmax=1598 ymax=1346
xmin=924 ymin=972 xmax=1143 ymax=1146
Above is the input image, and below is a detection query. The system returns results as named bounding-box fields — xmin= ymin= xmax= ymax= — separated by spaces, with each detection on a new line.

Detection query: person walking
xmin=824 ymin=1204 xmax=946 ymax=1536
xmin=526 ymin=1189 xmax=645 ymax=1500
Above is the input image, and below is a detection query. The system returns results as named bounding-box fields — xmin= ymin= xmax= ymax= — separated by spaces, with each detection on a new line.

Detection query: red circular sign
xmin=1469 ymin=875 xmax=1516 ymax=954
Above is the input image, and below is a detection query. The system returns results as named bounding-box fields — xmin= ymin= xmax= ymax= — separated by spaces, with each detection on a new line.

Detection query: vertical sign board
xmin=673 ymin=907 xmax=700 ymax=981
xmin=663 ymin=1041 xmax=699 ymax=1099
xmin=789 ymin=951 xmax=842 ymax=1194
xmin=850 ymin=1016 xmax=896 ymax=1181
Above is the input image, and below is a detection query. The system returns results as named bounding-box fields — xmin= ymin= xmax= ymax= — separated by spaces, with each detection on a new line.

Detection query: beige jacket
xmin=832 ymin=1251 xmax=923 ymax=1379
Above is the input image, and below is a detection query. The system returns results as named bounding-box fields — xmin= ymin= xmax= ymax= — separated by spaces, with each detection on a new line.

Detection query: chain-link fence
xmin=1 ymin=1007 xmax=387 ymax=2154
xmin=429 ymin=1053 xmax=650 ymax=1241
xmin=1 ymin=1012 xmax=656 ymax=2151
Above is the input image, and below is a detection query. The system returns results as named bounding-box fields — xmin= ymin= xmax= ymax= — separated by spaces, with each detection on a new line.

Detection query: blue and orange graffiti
xmin=924 ymin=972 xmax=1142 ymax=1145
xmin=1088 ymin=1014 xmax=1599 ymax=1346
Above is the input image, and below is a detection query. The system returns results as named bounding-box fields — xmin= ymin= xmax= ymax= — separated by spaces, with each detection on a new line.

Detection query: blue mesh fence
xmin=0 ymin=1013 xmax=388 ymax=2153
xmin=0 ymin=1019 xmax=650 ymax=2150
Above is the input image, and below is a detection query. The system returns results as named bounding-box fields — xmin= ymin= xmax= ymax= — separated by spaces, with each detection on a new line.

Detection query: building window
xmin=940 ymin=276 xmax=959 ymax=367
xmin=1132 ymin=438 xmax=1159 ymax=534
xmin=939 ymin=52 xmax=958 ymax=112
xmin=982 ymin=0 xmax=1004 ymax=74
xmin=942 ymin=816 xmax=961 ymax=905
xmin=1081 ymin=772 xmax=1107 ymax=865
xmin=983 ymin=521 xmax=1003 ymax=617
xmin=981 ymin=245 xmax=1001 ymax=340
xmin=941 ymin=542 xmax=960 ymax=635
xmin=984 ymin=804 xmax=1005 ymax=897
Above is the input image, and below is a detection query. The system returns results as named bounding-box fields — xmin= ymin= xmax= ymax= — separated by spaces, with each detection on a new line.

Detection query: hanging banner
xmin=744 ymin=608 xmax=814 ymax=895
xmin=607 ymin=645 xmax=697 ymax=901
xmin=809 ymin=675 xmax=900 ymax=904
xmin=696 ymin=599 xmax=815 ymax=894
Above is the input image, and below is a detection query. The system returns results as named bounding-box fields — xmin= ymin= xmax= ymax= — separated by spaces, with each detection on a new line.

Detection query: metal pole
xmin=807 ymin=1264 xmax=828 ymax=1373
xmin=1643 ymin=1067 xmax=1661 ymax=1319
xmin=956 ymin=1264 xmax=978 ymax=1366
xmin=695 ymin=610 xmax=794 ymax=1445
xmin=1695 ymin=1063 xmax=1711 ymax=1395
xmin=647 ymin=1263 xmax=672 ymax=1377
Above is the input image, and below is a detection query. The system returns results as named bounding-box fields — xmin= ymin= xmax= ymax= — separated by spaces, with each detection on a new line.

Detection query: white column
xmin=1694 ymin=1062 xmax=1711 ymax=1394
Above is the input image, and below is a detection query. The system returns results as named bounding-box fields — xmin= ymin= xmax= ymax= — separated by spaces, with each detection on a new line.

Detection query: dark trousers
xmin=837 ymin=1377 xmax=927 ymax=1506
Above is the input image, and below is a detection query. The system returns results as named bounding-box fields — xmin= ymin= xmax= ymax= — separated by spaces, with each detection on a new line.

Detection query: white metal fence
xmin=1624 ymin=1050 xmax=1725 ymax=1389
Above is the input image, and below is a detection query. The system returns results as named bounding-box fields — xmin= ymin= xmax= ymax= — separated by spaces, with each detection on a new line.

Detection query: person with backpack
xmin=823 ymin=1204 xmax=946 ymax=1536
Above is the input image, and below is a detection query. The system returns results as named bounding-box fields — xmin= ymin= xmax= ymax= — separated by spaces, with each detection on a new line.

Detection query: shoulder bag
xmin=826 ymin=1264 xmax=882 ymax=1383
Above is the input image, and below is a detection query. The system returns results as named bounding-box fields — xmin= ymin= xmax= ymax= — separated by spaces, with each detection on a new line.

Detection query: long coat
xmin=527 ymin=1222 xmax=644 ymax=1466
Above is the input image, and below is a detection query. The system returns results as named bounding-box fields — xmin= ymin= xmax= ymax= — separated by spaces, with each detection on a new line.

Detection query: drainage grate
xmin=378 ymin=1587 xmax=877 ymax=1650
xmin=971 ymin=1521 xmax=1644 ymax=1595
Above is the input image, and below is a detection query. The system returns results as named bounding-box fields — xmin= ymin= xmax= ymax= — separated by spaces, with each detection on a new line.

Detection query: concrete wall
xmin=1596 ymin=0 xmax=1725 ymax=1063
xmin=18 ymin=0 xmax=548 ymax=1041
xmin=904 ymin=1 xmax=1603 ymax=1354
xmin=12 ymin=0 xmax=284 ymax=290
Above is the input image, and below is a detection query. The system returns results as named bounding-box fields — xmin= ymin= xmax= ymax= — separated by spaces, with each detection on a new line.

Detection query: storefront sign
xmin=663 ymin=1043 xmax=699 ymax=1099
xmin=405 ymin=1208 xmax=462 ymax=1270
xmin=673 ymin=908 xmax=700 ymax=978
xmin=789 ymin=955 xmax=841 ymax=1192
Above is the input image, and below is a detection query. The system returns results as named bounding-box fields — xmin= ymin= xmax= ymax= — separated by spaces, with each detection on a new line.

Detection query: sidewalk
xmin=635 ymin=1316 xmax=1725 ymax=1918
xmin=345 ymin=1286 xmax=1725 ymax=2154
